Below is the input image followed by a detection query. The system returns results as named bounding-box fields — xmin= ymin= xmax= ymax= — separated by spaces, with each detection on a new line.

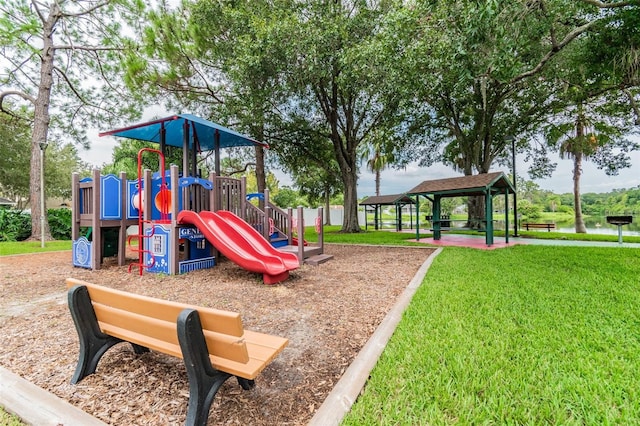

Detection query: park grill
xmin=606 ymin=215 xmax=633 ymax=244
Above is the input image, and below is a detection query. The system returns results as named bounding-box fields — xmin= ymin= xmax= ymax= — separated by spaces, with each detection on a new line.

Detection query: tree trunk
xmin=573 ymin=152 xmax=587 ymax=233
xmin=29 ymin=8 xmax=58 ymax=241
xmin=340 ymin=166 xmax=360 ymax=232
xmin=254 ymin=145 xmax=266 ymax=194
xmin=375 ymin=169 xmax=381 ymax=197
xmin=467 ymin=196 xmax=486 ymax=230
xmin=324 ymin=190 xmax=332 ymax=225
xmin=465 ymin=166 xmax=486 ymax=230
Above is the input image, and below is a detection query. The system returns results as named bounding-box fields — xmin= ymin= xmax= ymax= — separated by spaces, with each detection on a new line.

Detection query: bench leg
xmin=178 ymin=308 xmax=238 ymax=426
xmin=68 ymin=285 xmax=124 ymax=384
xmin=237 ymin=377 xmax=255 ymax=390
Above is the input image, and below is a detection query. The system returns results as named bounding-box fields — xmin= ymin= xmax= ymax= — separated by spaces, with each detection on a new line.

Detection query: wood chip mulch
xmin=0 ymin=244 xmax=434 ymax=425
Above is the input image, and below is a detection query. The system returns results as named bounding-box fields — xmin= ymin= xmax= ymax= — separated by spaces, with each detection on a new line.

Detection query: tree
xmin=127 ymin=0 xmax=291 ymax=195
xmin=0 ymin=110 xmax=31 ymax=204
xmin=44 ymin=141 xmax=88 ymax=200
xmin=0 ymin=109 xmax=85 ymax=204
xmin=0 ymin=0 xmax=145 ymax=241
xmin=547 ymin=194 xmax=562 ymax=213
xmin=391 ymin=0 xmax=638 ymax=229
xmin=272 ymin=187 xmax=308 ymax=210
xmin=540 ymin=4 xmax=640 ymax=232
xmin=182 ymin=0 xmax=406 ymax=232
xmin=280 ymin=1 xmax=407 ymax=232
xmin=559 ymin=107 xmax=593 ymax=232
xmin=360 ymin=131 xmax=395 ymax=197
xmin=274 ymin=120 xmax=343 ymax=225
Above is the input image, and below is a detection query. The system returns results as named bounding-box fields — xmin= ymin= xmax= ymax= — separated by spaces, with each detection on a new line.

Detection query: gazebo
xmin=360 ymin=194 xmax=415 ymax=231
xmin=406 ymin=171 xmax=515 ymax=246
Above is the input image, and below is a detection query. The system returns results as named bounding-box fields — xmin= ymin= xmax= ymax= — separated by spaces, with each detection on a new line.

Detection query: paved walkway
xmin=406 ymin=229 xmax=640 ymax=249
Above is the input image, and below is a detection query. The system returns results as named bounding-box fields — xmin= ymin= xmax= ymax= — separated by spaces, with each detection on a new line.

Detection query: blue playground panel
xmin=143 ymin=224 xmax=215 ymax=274
xmin=178 ymin=227 xmax=216 ymax=274
xmin=72 ymin=237 xmax=92 ymax=268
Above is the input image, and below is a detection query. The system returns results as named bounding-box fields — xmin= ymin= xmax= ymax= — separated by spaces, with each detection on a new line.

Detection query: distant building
xmin=0 ymin=197 xmax=16 ymax=208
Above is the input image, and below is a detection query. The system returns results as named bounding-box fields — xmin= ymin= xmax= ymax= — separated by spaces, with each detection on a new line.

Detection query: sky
xmin=355 ymin=150 xmax=640 ymax=197
xmin=83 ymin=112 xmax=640 ymax=197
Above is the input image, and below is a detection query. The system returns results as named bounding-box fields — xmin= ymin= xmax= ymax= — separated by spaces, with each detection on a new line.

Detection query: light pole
xmin=39 ymin=142 xmax=48 ymax=248
xmin=505 ymin=135 xmax=518 ymax=237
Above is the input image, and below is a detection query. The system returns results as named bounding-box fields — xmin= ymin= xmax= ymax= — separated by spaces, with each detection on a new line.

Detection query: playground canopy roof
xmin=100 ymin=114 xmax=267 ymax=176
xmin=99 ymin=114 xmax=268 ymax=150
xmin=406 ymin=171 xmax=514 ymax=197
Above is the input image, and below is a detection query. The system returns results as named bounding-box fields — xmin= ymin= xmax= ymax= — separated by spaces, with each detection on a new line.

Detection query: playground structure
xmin=71 ymin=114 xmax=331 ymax=284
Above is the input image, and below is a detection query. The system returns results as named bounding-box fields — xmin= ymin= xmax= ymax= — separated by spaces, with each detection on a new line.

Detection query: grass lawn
xmin=0 ymin=408 xmax=24 ymax=426
xmin=343 ymin=245 xmax=640 ymax=424
xmin=3 ymin=230 xmax=640 ymax=424
xmin=0 ymin=240 xmax=72 ymax=256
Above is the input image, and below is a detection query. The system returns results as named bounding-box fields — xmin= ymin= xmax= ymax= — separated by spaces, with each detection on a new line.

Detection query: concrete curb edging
xmin=308 ymin=247 xmax=443 ymax=425
xmin=0 ymin=366 xmax=108 ymax=426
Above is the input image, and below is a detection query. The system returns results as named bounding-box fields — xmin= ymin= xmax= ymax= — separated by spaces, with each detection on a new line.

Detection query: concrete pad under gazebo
xmin=406 ymin=171 xmax=515 ymax=247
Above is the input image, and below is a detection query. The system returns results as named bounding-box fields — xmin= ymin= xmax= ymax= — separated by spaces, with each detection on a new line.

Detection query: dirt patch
xmin=0 ymin=244 xmax=434 ymax=425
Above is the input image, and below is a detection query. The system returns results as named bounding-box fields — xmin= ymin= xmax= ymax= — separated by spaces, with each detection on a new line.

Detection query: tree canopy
xmin=0 ymin=0 xmax=146 ymax=239
xmin=2 ymin=0 xmax=639 ymax=235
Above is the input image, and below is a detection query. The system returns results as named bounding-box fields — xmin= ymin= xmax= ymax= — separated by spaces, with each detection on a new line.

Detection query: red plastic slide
xmin=177 ymin=210 xmax=294 ymax=284
xmin=216 ymin=210 xmax=300 ymax=270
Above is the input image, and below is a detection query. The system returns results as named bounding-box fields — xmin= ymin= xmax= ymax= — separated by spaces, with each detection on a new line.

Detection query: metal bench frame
xmin=67 ymin=282 xmax=285 ymax=426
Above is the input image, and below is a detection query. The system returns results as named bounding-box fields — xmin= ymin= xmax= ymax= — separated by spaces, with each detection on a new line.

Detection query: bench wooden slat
xmin=99 ymin=322 xmax=183 ymax=358
xmin=93 ymin=304 xmax=251 ymax=364
xmin=94 ymin=303 xmax=179 ymax=345
xmin=244 ymin=330 xmax=290 ymax=358
xmin=205 ymin=331 xmax=287 ymax=379
xmin=66 ymin=278 xmax=244 ymax=337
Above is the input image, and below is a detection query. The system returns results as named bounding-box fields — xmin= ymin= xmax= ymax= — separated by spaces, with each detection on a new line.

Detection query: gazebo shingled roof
xmin=407 ymin=171 xmax=512 ymax=197
xmin=359 ymin=194 xmax=415 ymax=231
xmin=360 ymin=194 xmax=415 ymax=206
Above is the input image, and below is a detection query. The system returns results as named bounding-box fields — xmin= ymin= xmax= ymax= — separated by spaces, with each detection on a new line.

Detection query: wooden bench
xmin=522 ymin=223 xmax=556 ymax=231
xmin=66 ymin=278 xmax=288 ymax=426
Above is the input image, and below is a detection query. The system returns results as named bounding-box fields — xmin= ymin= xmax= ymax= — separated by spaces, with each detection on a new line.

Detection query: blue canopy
xmin=99 ymin=113 xmax=267 ymax=150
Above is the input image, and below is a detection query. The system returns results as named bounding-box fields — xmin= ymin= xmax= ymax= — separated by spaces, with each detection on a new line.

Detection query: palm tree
xmin=361 ymin=136 xmax=394 ymax=197
xmin=558 ymin=104 xmax=599 ymax=234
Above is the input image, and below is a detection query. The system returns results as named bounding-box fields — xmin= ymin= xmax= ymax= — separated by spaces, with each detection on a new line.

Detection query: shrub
xmin=0 ymin=207 xmax=71 ymax=241
xmin=48 ymin=208 xmax=72 ymax=240
xmin=518 ymin=200 xmax=543 ymax=221
xmin=558 ymin=205 xmax=574 ymax=215
xmin=0 ymin=209 xmax=31 ymax=241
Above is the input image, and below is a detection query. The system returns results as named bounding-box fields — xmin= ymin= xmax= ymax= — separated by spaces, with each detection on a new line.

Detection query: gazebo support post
xmin=485 ymin=191 xmax=493 ymax=246
xmin=364 ymin=207 xmax=368 ymax=231
xmin=415 ymin=195 xmax=420 ymax=241
xmin=374 ymin=205 xmax=379 ymax=230
xmin=504 ymin=189 xmax=510 ymax=244
xmin=433 ymin=196 xmax=441 ymax=240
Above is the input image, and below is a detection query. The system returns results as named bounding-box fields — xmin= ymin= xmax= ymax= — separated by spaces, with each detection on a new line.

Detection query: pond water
xmin=554 ymin=216 xmax=640 ymax=236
